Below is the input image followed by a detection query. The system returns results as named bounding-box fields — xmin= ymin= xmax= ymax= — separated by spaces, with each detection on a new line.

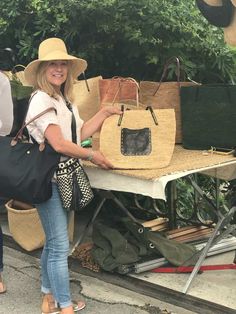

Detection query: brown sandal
xmin=72 ymin=300 xmax=86 ymax=312
xmin=42 ymin=294 xmax=86 ymax=313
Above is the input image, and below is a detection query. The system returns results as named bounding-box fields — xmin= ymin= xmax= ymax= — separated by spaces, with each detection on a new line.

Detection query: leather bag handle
xmin=153 ymin=56 xmax=181 ymax=96
xmin=11 ymin=106 xmax=56 ymax=145
xmin=118 ymin=105 xmax=158 ymax=126
xmin=106 ymin=76 xmax=140 ymax=108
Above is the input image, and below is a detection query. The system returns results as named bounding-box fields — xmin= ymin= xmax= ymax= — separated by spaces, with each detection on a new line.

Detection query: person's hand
xmin=90 ymin=150 xmax=114 ymax=169
xmin=100 ymin=106 xmax=122 ymax=118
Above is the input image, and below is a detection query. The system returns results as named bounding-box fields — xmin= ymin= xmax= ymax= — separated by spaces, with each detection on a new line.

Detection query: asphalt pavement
xmin=0 ymin=245 xmax=196 ymax=314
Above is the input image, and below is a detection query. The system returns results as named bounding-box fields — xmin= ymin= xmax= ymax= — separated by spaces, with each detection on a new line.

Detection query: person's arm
xmin=0 ymin=72 xmax=13 ymax=136
xmin=80 ymin=106 xmax=121 ymax=141
xmin=44 ymin=124 xmax=114 ymax=169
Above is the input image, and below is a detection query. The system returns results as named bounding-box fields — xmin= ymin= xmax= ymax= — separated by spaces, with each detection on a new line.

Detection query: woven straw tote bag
xmin=6 ymin=200 xmax=75 ymax=251
xmin=140 ymin=57 xmax=198 ymax=143
xmin=73 ymin=76 xmax=102 ymax=122
xmin=99 ymin=76 xmax=146 ymax=110
xmin=100 ymin=107 xmax=176 ymax=169
xmin=6 ymin=200 xmax=45 ymax=251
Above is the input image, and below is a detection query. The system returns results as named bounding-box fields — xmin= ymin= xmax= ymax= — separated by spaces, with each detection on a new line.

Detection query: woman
xmin=0 ymin=70 xmax=14 ymax=294
xmin=24 ymin=38 xmax=121 ymax=314
xmin=0 ymin=71 xmax=14 ymax=137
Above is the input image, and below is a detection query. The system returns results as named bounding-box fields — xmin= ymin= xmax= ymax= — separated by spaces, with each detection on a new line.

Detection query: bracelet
xmin=86 ymin=150 xmax=94 ymax=161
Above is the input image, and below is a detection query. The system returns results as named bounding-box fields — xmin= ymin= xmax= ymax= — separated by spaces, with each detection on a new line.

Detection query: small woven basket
xmin=6 ymin=200 xmax=45 ymax=251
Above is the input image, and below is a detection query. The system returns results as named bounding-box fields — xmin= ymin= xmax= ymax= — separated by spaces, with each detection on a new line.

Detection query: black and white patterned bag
xmin=56 ymin=157 xmax=93 ymax=211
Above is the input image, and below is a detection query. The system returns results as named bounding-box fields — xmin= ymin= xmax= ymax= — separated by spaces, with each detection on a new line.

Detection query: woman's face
xmin=45 ymin=60 xmax=68 ymax=92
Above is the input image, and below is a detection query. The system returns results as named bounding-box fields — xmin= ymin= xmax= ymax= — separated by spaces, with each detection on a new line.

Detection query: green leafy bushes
xmin=1 ymin=0 xmax=236 ymax=82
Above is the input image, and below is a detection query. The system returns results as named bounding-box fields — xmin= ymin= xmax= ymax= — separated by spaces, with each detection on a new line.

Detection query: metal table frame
xmin=73 ymin=164 xmax=236 ymax=294
xmin=166 ymin=175 xmax=236 ymax=293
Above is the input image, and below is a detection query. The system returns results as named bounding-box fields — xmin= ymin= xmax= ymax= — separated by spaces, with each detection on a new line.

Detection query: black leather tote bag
xmin=0 ymin=107 xmax=60 ymax=204
xmin=181 ymin=84 xmax=236 ymax=150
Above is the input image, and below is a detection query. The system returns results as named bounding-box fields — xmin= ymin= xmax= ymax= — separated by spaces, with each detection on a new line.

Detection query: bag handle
xmin=153 ymin=56 xmax=181 ymax=96
xmin=104 ymin=76 xmax=140 ymax=108
xmin=11 ymin=106 xmax=56 ymax=146
xmin=118 ymin=105 xmax=158 ymax=126
xmin=11 ymin=64 xmax=26 ymax=74
xmin=82 ymin=72 xmax=90 ymax=92
xmin=113 ymin=77 xmax=140 ymax=107
xmin=12 ymin=64 xmax=25 ymax=81
xmin=6 ymin=64 xmax=26 ymax=84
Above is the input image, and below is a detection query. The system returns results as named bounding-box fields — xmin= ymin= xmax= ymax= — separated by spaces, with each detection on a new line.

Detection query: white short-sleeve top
xmin=26 ymin=90 xmax=83 ymax=145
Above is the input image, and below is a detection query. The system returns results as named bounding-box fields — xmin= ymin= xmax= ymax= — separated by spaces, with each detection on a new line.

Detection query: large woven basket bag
xmin=140 ymin=57 xmax=198 ymax=143
xmin=6 ymin=200 xmax=45 ymax=251
xmin=6 ymin=200 xmax=74 ymax=251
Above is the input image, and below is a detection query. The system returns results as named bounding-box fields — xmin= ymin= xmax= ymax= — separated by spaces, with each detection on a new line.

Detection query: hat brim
xmin=224 ymin=9 xmax=236 ymax=46
xmin=231 ymin=0 xmax=236 ymax=7
xmin=204 ymin=0 xmax=223 ymax=5
xmin=24 ymin=51 xmax=87 ymax=86
xmin=196 ymin=0 xmax=233 ymax=27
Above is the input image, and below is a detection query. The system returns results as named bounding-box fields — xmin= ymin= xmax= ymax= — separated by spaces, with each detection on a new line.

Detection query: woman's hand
xmin=81 ymin=106 xmax=122 ymax=141
xmin=90 ymin=150 xmax=114 ymax=169
xmin=100 ymin=106 xmax=122 ymax=118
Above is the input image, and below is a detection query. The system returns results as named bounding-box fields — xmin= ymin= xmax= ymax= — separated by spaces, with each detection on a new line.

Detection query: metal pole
xmin=167 ymin=181 xmax=177 ymax=229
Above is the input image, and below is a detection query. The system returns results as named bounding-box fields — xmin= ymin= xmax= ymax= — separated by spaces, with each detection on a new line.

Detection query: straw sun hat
xmin=24 ymin=37 xmax=87 ymax=86
xmin=231 ymin=1 xmax=236 ymax=7
xmin=196 ymin=0 xmax=234 ymax=28
xmin=201 ymin=0 xmax=235 ymax=5
xmin=224 ymin=1 xmax=236 ymax=46
xmin=203 ymin=0 xmax=222 ymax=5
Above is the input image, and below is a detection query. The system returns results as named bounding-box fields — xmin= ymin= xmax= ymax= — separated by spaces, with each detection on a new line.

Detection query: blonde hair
xmin=35 ymin=61 xmax=75 ymax=102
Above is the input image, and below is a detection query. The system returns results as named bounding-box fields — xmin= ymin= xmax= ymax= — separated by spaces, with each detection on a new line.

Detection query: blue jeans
xmin=36 ymin=183 xmax=72 ymax=309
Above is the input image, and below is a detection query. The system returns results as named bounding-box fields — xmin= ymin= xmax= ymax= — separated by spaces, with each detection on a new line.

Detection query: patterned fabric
xmin=56 ymin=158 xmax=93 ymax=211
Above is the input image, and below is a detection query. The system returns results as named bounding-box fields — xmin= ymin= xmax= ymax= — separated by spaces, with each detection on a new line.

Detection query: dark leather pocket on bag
xmin=121 ymin=127 xmax=151 ymax=156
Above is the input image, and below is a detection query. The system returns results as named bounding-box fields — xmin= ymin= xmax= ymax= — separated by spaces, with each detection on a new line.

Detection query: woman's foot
xmin=71 ymin=300 xmax=86 ymax=312
xmin=0 ymin=273 xmax=6 ymax=294
xmin=58 ymin=300 xmax=86 ymax=313
xmin=57 ymin=301 xmax=86 ymax=314
xmin=41 ymin=293 xmax=60 ymax=314
xmin=41 ymin=293 xmax=85 ymax=314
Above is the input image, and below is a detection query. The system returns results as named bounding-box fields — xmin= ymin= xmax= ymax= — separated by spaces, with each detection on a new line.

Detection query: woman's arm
xmin=44 ymin=124 xmax=114 ymax=169
xmin=80 ymin=106 xmax=121 ymax=141
xmin=0 ymin=72 xmax=13 ymax=136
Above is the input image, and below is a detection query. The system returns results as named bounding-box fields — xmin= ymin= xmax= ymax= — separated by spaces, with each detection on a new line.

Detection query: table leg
xmin=70 ymin=189 xmax=139 ymax=255
xmin=70 ymin=197 xmax=106 ymax=254
xmin=182 ymin=206 xmax=236 ymax=294
xmin=167 ymin=181 xmax=177 ymax=229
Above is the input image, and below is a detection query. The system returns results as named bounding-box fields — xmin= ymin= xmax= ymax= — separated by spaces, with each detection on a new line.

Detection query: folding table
xmin=74 ymin=145 xmax=236 ymax=293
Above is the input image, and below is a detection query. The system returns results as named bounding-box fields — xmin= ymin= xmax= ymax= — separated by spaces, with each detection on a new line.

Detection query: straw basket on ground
xmin=6 ymin=200 xmax=74 ymax=252
xmin=6 ymin=200 xmax=45 ymax=251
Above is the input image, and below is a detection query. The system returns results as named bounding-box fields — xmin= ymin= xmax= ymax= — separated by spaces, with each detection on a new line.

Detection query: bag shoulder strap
xmin=14 ymin=106 xmax=56 ymax=141
xmin=65 ymin=100 xmax=77 ymax=144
